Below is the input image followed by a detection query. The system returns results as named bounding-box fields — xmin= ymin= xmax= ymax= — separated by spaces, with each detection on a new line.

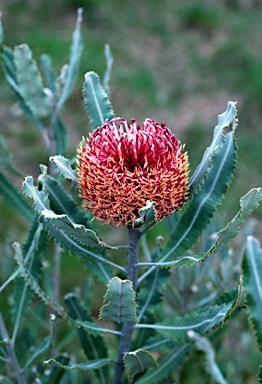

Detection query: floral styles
xmin=77 ymin=118 xmax=189 ymax=226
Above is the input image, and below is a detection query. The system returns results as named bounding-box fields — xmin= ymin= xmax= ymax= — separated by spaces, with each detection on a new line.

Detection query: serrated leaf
xmin=43 ymin=354 xmax=70 ymax=383
xmin=136 ymin=300 xmax=235 ymax=344
xmin=135 ymin=344 xmax=192 ymax=384
xmin=22 ymin=175 xmax=50 ymax=213
xmin=64 ymin=293 xmax=109 ymax=384
xmin=69 ymin=317 xmax=121 ymax=337
xmin=44 ymin=358 xmax=112 ymax=371
xmin=188 ymin=331 xmax=227 ymax=384
xmin=11 ymin=219 xmax=47 ymax=327
xmin=138 ymin=253 xmax=206 ymax=269
xmin=138 ymin=188 xmax=262 ymax=270
xmin=215 ymin=287 xmax=240 ymax=307
xmin=22 ymin=170 xmax=120 ymax=278
xmin=195 ymin=187 xmax=262 ymax=266
xmin=0 ymin=172 xmax=33 ymax=220
xmin=14 ymin=43 xmax=51 ymax=119
xmin=243 ymin=236 xmax=262 ymax=352
xmin=134 ymin=201 xmax=157 ymax=226
xmin=99 ymin=277 xmax=137 ymax=323
xmin=83 ymin=71 xmax=115 ymax=131
xmin=158 ymin=131 xmax=236 ymax=263
xmin=1 ymin=46 xmax=18 ymax=84
xmin=45 ymin=174 xmax=89 ymax=225
xmin=41 ymin=208 xmax=116 ymax=249
xmin=190 ymin=101 xmax=237 ymax=191
xmin=13 ymin=242 xmax=119 ymax=337
xmin=1 ymin=45 xmax=45 ymax=133
xmin=49 ymin=155 xmax=77 ymax=184
xmin=42 ymin=218 xmax=119 ymax=282
xmin=124 ymin=349 xmax=158 ymax=382
xmin=13 ymin=241 xmax=66 ymax=318
xmin=209 ymin=188 xmax=262 ymax=253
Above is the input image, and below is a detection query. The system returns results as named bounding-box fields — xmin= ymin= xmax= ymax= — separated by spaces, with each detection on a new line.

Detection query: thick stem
xmin=0 ymin=312 xmax=26 ymax=384
xmin=113 ymin=227 xmax=140 ymax=384
xmin=126 ymin=227 xmax=140 ymax=291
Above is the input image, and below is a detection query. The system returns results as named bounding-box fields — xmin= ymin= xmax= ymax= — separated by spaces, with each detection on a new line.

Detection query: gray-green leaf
xmin=124 ymin=349 xmax=158 ymax=382
xmin=135 ymin=299 xmax=237 ymax=344
xmin=135 ymin=345 xmax=192 ymax=384
xmin=99 ymin=277 xmax=137 ymax=323
xmin=83 ymin=71 xmax=115 ymax=131
xmin=41 ymin=208 xmax=116 ymax=249
xmin=188 ymin=331 xmax=227 ymax=384
xmin=190 ymin=101 xmax=237 ymax=191
xmin=243 ymin=236 xmax=262 ymax=353
xmin=14 ymin=44 xmax=51 ymax=119
xmin=50 ymin=155 xmax=77 ymax=184
xmin=138 ymin=188 xmax=262 ymax=269
xmin=134 ymin=201 xmax=157 ymax=226
xmin=22 ymin=175 xmax=50 ymax=213
xmin=43 ymin=358 xmax=112 ymax=371
xmin=0 ymin=172 xmax=33 ymax=220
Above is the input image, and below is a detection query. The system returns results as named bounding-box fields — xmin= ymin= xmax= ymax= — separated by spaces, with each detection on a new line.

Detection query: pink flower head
xmin=77 ymin=118 xmax=189 ymax=226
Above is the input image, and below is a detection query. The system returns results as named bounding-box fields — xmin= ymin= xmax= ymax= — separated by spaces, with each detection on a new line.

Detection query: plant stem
xmin=113 ymin=227 xmax=140 ymax=384
xmin=126 ymin=227 xmax=140 ymax=292
xmin=0 ymin=312 xmax=26 ymax=384
xmin=53 ymin=244 xmax=62 ymax=304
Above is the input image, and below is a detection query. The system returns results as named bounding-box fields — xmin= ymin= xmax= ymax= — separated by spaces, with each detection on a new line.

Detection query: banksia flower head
xmin=77 ymin=118 xmax=189 ymax=226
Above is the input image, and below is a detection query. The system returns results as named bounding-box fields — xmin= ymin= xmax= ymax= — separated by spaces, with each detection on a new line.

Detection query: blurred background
xmin=1 ymin=0 xmax=262 ymax=220
xmin=0 ymin=1 xmax=262 ymax=382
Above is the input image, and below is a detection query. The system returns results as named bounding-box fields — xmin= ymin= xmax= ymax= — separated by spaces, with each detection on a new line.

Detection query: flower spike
xmin=77 ymin=118 xmax=189 ymax=226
